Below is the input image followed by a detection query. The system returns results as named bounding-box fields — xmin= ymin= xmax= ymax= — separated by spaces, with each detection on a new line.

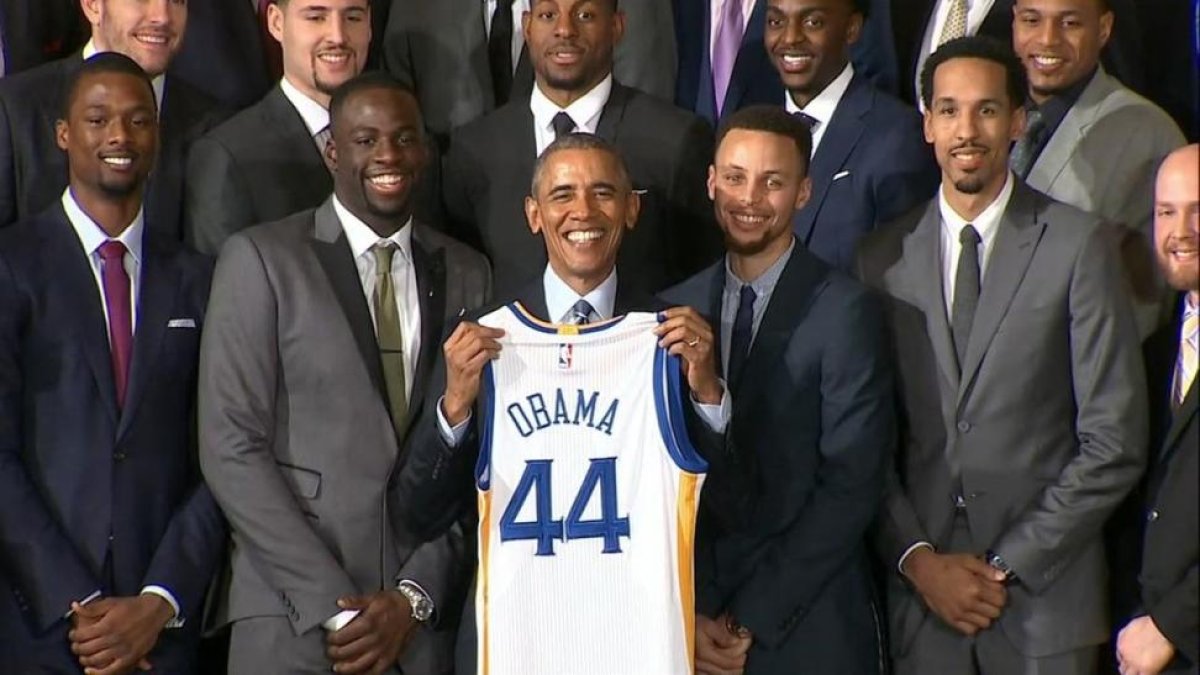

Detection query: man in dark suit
xmin=0 ymin=0 xmax=87 ymax=77
xmin=676 ymin=0 xmax=784 ymax=126
xmin=1114 ymin=144 xmax=1198 ymax=675
xmin=0 ymin=53 xmax=225 ymax=674
xmin=662 ymin=105 xmax=893 ymax=674
xmin=199 ymin=73 xmax=488 ymax=675
xmin=169 ymin=0 xmax=272 ymax=110
xmin=765 ymin=0 xmax=938 ymax=271
xmin=0 ymin=0 xmax=225 ymax=238
xmin=184 ymin=0 xmax=371 ymax=256
xmin=858 ymin=37 xmax=1147 ymax=674
xmin=444 ymin=0 xmax=720 ymax=300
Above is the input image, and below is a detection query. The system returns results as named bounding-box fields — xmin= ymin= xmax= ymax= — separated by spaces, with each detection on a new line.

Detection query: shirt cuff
xmin=898 ymin=541 xmax=935 ymax=575
xmin=323 ymin=609 xmax=361 ymax=632
xmin=690 ymin=381 xmax=730 ymax=433
xmin=65 ymin=589 xmax=103 ymax=619
xmin=436 ymin=395 xmax=471 ymax=446
xmin=140 ymin=585 xmax=184 ymax=629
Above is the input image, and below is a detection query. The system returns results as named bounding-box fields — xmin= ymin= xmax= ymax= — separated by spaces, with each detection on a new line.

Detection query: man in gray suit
xmin=858 ymin=36 xmax=1148 ymax=674
xmin=1010 ymin=0 xmax=1186 ymax=337
xmin=199 ymin=73 xmax=490 ymax=674
xmin=381 ymin=0 xmax=676 ymax=149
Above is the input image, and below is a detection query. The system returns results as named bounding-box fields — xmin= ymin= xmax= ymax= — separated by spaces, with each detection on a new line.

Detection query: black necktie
xmin=792 ymin=111 xmax=818 ymax=131
xmin=552 ymin=111 xmax=576 ymax=139
xmin=727 ymin=285 xmax=757 ymax=387
xmin=488 ymin=0 xmax=515 ymax=106
xmin=952 ymin=225 xmax=981 ymax=368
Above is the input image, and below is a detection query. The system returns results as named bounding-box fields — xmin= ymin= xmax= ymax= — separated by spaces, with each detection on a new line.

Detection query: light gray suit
xmin=857 ymin=182 xmax=1149 ymax=673
xmin=382 ymin=0 xmax=676 ymax=143
xmin=199 ymin=198 xmax=491 ymax=674
xmin=1024 ymin=67 xmax=1186 ymax=336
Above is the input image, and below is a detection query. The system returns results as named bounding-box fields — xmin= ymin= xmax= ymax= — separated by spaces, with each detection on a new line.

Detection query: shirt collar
xmin=938 ymin=171 xmax=1015 ymax=242
xmin=61 ymin=187 xmax=145 ymax=264
xmin=724 ymin=237 xmax=796 ymax=296
xmin=279 ymin=76 xmax=331 ymax=138
xmin=530 ymin=74 xmax=613 ymax=136
xmin=542 ymin=265 xmax=618 ymax=322
xmin=83 ymin=40 xmax=165 ymax=111
xmin=785 ymin=63 xmax=854 ymax=127
xmin=332 ymin=195 xmax=413 ymax=263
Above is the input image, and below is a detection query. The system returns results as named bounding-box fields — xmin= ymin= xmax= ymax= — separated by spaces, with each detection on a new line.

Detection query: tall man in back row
xmin=858 ymin=36 xmax=1147 ymax=673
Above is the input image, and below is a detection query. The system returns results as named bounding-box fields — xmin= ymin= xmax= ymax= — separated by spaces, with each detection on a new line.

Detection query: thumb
xmin=336 ymin=594 xmax=370 ymax=610
xmin=72 ymin=601 xmax=104 ymax=619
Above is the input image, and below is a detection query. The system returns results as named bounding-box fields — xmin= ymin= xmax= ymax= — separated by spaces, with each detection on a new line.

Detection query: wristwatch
xmin=397 ymin=580 xmax=435 ymax=623
xmin=985 ymin=550 xmax=1017 ymax=583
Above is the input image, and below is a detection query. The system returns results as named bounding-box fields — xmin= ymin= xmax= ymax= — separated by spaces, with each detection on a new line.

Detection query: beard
xmin=954 ymin=174 xmax=986 ymax=195
xmin=723 ymin=228 xmax=774 ymax=256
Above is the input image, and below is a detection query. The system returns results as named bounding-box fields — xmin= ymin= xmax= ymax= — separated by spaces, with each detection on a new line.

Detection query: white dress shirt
xmin=62 ymin=189 xmax=187 ymax=627
xmin=784 ymin=63 xmax=855 ymax=156
xmin=83 ymin=40 xmax=165 ymax=111
xmin=915 ymin=0 xmax=998 ymax=107
xmin=529 ymin=74 xmax=612 ymax=155
xmin=280 ymin=75 xmax=331 ymax=140
xmin=483 ymin=0 xmax=531 ymax=72
xmin=938 ymin=171 xmax=1014 ymax=316
xmin=709 ymin=0 xmax=758 ymax=60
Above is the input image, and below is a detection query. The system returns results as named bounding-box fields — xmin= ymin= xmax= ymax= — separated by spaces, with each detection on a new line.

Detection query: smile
xmin=565 ymin=229 xmax=604 ymax=243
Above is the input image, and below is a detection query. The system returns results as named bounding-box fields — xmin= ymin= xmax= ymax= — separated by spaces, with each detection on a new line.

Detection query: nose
xmin=1034 ymin=18 xmax=1061 ymax=47
xmin=374 ymin=137 xmax=400 ymax=164
xmin=107 ymin=117 xmax=132 ymax=145
xmin=328 ymin=12 xmax=349 ymax=44
xmin=144 ymin=0 xmax=170 ymax=24
xmin=782 ymin=16 xmax=806 ymax=46
xmin=954 ymin=110 xmax=980 ymax=142
xmin=553 ymin=10 xmax=579 ymax=38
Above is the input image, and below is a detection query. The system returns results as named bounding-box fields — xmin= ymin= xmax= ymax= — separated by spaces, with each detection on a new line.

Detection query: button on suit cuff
xmin=323 ymin=609 xmax=361 ymax=632
xmin=898 ymin=541 xmax=934 ymax=574
xmin=436 ymin=395 xmax=471 ymax=446
xmin=140 ymin=586 xmax=184 ymax=628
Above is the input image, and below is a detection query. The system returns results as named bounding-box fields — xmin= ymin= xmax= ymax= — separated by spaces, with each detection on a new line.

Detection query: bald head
xmin=1154 ymin=144 xmax=1199 ymax=299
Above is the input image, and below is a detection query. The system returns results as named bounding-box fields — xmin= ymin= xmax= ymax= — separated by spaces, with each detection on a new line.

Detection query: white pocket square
xmin=833 ymin=170 xmax=851 ymax=181
xmin=167 ymin=318 xmax=196 ymax=329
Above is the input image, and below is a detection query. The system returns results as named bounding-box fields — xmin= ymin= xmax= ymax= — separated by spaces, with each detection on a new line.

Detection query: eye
xmin=980 ymin=104 xmax=998 ymax=116
xmin=803 ymin=16 xmax=824 ymax=29
xmin=937 ymin=105 xmax=956 ymax=116
xmin=724 ymin=173 xmax=744 ymax=185
xmin=767 ymin=177 xmax=783 ymax=189
xmin=766 ymin=16 xmax=783 ymax=28
xmin=86 ymin=116 xmax=105 ymax=126
xmin=354 ymin=136 xmax=376 ymax=147
xmin=1155 ymin=207 xmax=1176 ymax=218
xmin=575 ymin=9 xmax=594 ymax=21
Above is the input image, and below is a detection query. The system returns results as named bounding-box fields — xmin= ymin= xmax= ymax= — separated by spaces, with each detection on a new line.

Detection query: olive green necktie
xmin=373 ymin=243 xmax=408 ymax=432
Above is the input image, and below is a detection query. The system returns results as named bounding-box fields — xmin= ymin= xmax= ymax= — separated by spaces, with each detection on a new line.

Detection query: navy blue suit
xmin=793 ymin=74 xmax=938 ymax=271
xmin=661 ymin=246 xmax=894 ymax=673
xmin=675 ymin=0 xmax=783 ymax=126
xmin=0 ymin=205 xmax=226 ymax=672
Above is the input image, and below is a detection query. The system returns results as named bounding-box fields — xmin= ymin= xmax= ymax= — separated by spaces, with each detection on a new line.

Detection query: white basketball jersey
xmin=475 ymin=302 xmax=707 ymax=675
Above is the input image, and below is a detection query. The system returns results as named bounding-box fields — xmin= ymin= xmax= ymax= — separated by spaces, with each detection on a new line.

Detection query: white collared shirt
xmin=279 ymin=75 xmax=331 ymax=139
xmin=483 ymin=0 xmax=531 ymax=72
xmin=938 ymin=171 xmax=1015 ymax=315
xmin=915 ymin=0 xmax=998 ymax=106
xmin=784 ymin=63 xmax=854 ymax=156
xmin=82 ymin=40 xmax=165 ymax=111
xmin=61 ymin=188 xmax=144 ymax=342
xmin=529 ymin=74 xmax=613 ymax=155
xmin=543 ymin=265 xmax=618 ymax=323
xmin=332 ymin=196 xmax=422 ymax=400
xmin=709 ymin=0 xmax=758 ymax=61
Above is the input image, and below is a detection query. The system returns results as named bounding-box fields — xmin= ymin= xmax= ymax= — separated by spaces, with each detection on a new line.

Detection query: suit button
xmin=1148 ymin=509 xmax=1160 ymax=522
xmin=114 ymin=452 xmax=127 ymax=461
xmin=956 ymin=421 xmax=971 ymax=433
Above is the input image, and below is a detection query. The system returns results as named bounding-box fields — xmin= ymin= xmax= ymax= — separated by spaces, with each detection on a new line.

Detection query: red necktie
xmin=99 ymin=241 xmax=133 ymax=409
xmin=258 ymin=0 xmax=284 ymax=82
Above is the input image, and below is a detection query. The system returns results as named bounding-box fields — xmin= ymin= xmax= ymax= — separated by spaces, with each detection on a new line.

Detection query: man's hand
xmin=902 ymin=548 xmax=1008 ymax=636
xmin=325 ymin=590 xmax=417 ymax=675
xmin=655 ymin=307 xmax=722 ymax=404
xmin=441 ymin=321 xmax=504 ymax=426
xmin=695 ymin=613 xmax=752 ymax=675
xmin=1116 ymin=614 xmax=1175 ymax=675
xmin=68 ymin=595 xmax=173 ymax=675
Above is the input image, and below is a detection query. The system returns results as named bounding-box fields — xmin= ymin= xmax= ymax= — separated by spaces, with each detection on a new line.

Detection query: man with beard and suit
xmin=184 ymin=0 xmax=371 ymax=256
xmin=0 ymin=0 xmax=225 ymax=237
xmin=663 ymin=105 xmax=894 ymax=674
xmin=858 ymin=37 xmax=1147 ymax=674
xmin=442 ymin=0 xmax=720 ymax=300
xmin=0 ymin=52 xmax=225 ymax=674
xmin=764 ymin=0 xmax=938 ymax=271
xmin=199 ymin=73 xmax=489 ymax=674
xmin=1114 ymin=144 xmax=1199 ymax=675
xmin=0 ymin=0 xmax=88 ymax=77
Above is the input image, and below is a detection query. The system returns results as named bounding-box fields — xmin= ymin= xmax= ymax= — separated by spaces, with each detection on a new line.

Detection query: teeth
xmin=733 ymin=214 xmax=767 ymax=224
xmin=369 ymin=175 xmax=402 ymax=186
xmin=1033 ymin=56 xmax=1063 ymax=66
xmin=103 ymin=157 xmax=133 ymax=167
xmin=136 ymin=34 xmax=168 ymax=45
xmin=319 ymin=53 xmax=349 ymax=63
xmin=781 ymin=55 xmax=811 ymax=65
xmin=566 ymin=230 xmax=602 ymax=243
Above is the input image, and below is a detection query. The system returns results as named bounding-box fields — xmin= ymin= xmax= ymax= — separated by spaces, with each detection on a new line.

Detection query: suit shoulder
xmin=863 ymin=199 xmax=927 ymax=249
xmin=413 ymin=222 xmax=489 ymax=271
xmin=0 ymin=214 xmax=48 ymax=255
xmin=621 ymin=87 xmax=710 ymax=139
xmin=198 ymin=94 xmax=277 ymax=152
xmin=220 ymin=207 xmax=315 ymax=256
xmin=659 ymin=260 xmax=722 ymax=309
xmin=0 ymin=57 xmax=70 ymax=101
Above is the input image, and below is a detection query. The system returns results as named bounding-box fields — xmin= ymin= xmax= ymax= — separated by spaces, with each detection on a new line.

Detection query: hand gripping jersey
xmin=474 ymin=302 xmax=707 ymax=675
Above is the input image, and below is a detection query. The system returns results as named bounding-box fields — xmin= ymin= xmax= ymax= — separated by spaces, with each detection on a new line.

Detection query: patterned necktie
xmin=488 ymin=0 xmax=517 ymax=106
xmin=727 ymin=284 xmax=757 ymax=387
xmin=373 ymin=244 xmax=408 ymax=433
xmin=712 ymin=0 xmax=745 ymax=117
xmin=1176 ymin=304 xmax=1198 ymax=407
xmin=951 ymin=224 xmax=981 ymax=368
xmin=99 ymin=241 xmax=133 ymax=409
xmin=552 ymin=111 xmax=576 ymax=139
xmin=568 ymin=299 xmax=594 ymax=325
xmin=938 ymin=0 xmax=969 ymax=46
xmin=1010 ymin=107 xmax=1046 ymax=179
xmin=314 ymin=125 xmax=332 ymax=155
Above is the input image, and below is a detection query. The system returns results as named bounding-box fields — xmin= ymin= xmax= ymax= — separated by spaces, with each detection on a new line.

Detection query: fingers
xmin=962 ymin=555 xmax=1008 ymax=583
xmin=973 ymin=579 xmax=1007 ymax=611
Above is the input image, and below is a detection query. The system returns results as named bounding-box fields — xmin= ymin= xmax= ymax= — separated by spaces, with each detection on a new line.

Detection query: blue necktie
xmin=727 ymin=285 xmax=756 ymax=386
xmin=569 ymin=299 xmax=594 ymax=325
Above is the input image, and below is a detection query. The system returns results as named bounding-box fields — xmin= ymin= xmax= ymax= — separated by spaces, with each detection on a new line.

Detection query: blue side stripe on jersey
xmin=652 ymin=347 xmax=708 ymax=474
xmin=475 ymin=361 xmax=497 ymax=490
xmin=506 ymin=302 xmax=631 ymax=334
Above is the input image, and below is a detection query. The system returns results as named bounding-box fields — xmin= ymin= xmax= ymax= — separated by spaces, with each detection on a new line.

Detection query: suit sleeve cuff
xmin=323 ymin=609 xmax=361 ymax=632
xmin=690 ymin=381 xmax=730 ymax=433
xmin=140 ymin=586 xmax=184 ymax=629
xmin=436 ymin=396 xmax=471 ymax=446
xmin=898 ymin=541 xmax=934 ymax=574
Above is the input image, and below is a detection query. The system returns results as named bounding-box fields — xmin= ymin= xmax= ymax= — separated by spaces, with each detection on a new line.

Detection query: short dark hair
xmin=716 ymin=104 xmax=813 ymax=175
xmin=919 ymin=36 xmax=1028 ymax=110
xmin=328 ymin=71 xmax=422 ymax=135
xmin=530 ymin=132 xmax=630 ymax=195
xmin=61 ymin=52 xmax=155 ymax=120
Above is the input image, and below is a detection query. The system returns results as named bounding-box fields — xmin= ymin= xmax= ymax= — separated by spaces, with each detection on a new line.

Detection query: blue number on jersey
xmin=499 ymin=458 xmax=631 ymax=555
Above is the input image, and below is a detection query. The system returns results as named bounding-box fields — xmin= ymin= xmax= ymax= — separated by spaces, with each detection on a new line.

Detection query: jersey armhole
xmin=474 ymin=361 xmax=496 ymax=490
xmin=653 ymin=347 xmax=708 ymax=474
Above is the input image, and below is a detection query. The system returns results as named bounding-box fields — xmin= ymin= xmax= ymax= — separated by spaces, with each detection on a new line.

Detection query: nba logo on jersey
xmin=474 ymin=302 xmax=707 ymax=675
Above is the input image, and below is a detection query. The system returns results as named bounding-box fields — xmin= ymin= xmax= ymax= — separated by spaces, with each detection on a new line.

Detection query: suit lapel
xmin=1027 ymin=69 xmax=1111 ymax=191
xmin=958 ymin=184 xmax=1046 ymax=403
xmin=1159 ymin=384 xmax=1198 ymax=465
xmin=596 ymin=84 xmax=630 ymax=143
xmin=405 ymin=232 xmax=446 ymax=438
xmin=795 ymin=78 xmax=869 ymax=246
xmin=898 ymin=201 xmax=960 ymax=388
xmin=117 ymin=235 xmax=176 ymax=439
xmin=725 ymin=0 xmax=768 ymax=114
xmin=264 ymin=86 xmax=331 ymax=194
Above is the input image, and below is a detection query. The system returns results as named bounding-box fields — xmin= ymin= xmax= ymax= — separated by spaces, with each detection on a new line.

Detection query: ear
xmin=525 ymin=195 xmax=542 ymax=236
xmin=267 ymin=2 xmax=285 ymax=45
xmin=794 ymin=175 xmax=812 ymax=211
xmin=623 ymin=188 xmax=640 ymax=230
xmin=80 ymin=0 xmax=102 ymax=28
xmin=612 ymin=9 xmax=627 ymax=46
xmin=323 ymin=136 xmax=337 ymax=173
xmin=846 ymin=11 xmax=864 ymax=46
xmin=55 ymin=119 xmax=69 ymax=152
xmin=922 ymin=108 xmax=934 ymax=144
xmin=1097 ymin=10 xmax=1113 ymax=49
xmin=706 ymin=164 xmax=717 ymax=201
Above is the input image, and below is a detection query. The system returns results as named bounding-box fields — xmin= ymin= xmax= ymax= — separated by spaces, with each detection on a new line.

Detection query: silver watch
xmin=397 ymin=580 xmax=434 ymax=623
